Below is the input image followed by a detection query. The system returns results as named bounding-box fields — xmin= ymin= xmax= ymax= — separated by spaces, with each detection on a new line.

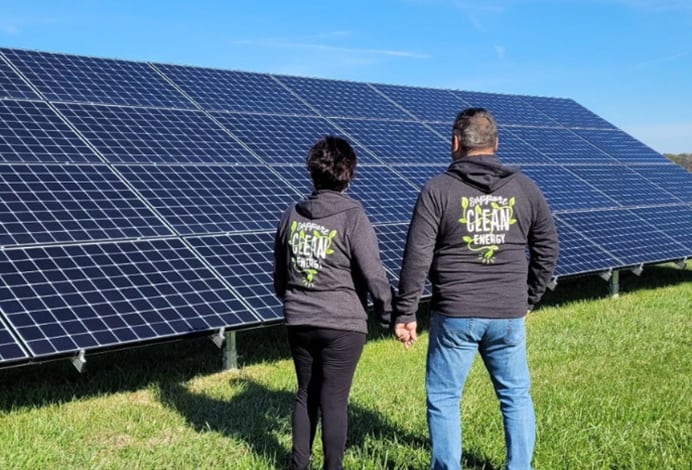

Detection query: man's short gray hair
xmin=452 ymin=108 xmax=498 ymax=151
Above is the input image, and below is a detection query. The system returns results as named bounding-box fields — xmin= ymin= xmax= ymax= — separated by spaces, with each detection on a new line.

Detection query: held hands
xmin=394 ymin=322 xmax=418 ymax=350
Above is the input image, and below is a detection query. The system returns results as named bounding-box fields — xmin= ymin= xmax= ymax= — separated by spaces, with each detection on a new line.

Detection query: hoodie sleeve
xmin=526 ymin=182 xmax=559 ymax=309
xmin=272 ymin=208 xmax=292 ymax=300
xmin=395 ymin=185 xmax=441 ymax=323
xmin=350 ymin=209 xmax=393 ymax=328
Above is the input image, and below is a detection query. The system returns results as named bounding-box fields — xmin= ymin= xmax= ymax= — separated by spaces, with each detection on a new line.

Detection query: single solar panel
xmin=374 ymin=223 xmax=432 ymax=296
xmin=0 ymin=55 xmax=40 ymax=101
xmin=628 ymin=205 xmax=692 ymax=251
xmin=509 ymin=127 xmax=617 ymax=163
xmin=551 ymin=217 xmax=623 ymax=277
xmin=56 ymin=103 xmax=259 ymax=165
xmin=630 ymin=163 xmax=692 ymax=202
xmin=521 ymin=165 xmax=617 ymax=212
xmin=573 ymin=129 xmax=667 ymax=164
xmin=556 ymin=209 xmax=689 ymax=267
xmin=392 ymin=164 xmax=449 ymax=189
xmin=371 ymin=83 xmax=466 ymax=123
xmin=1 ymin=48 xmax=193 ymax=109
xmin=332 ymin=118 xmax=449 ymax=164
xmin=568 ymin=165 xmax=683 ymax=207
xmin=0 ymin=100 xmax=100 ymax=163
xmin=521 ymin=96 xmax=615 ymax=129
xmin=211 ymin=112 xmax=358 ymax=164
xmin=153 ymin=63 xmax=315 ymax=115
xmin=0 ymin=163 xmax=173 ymax=246
xmin=0 ymin=315 xmax=29 ymax=363
xmin=187 ymin=232 xmax=283 ymax=322
xmin=497 ymin=128 xmax=557 ymax=165
xmin=116 ymin=164 xmax=301 ymax=235
xmin=454 ymin=91 xmax=559 ymax=127
xmin=277 ymin=75 xmax=409 ymax=120
xmin=0 ymin=239 xmax=260 ymax=358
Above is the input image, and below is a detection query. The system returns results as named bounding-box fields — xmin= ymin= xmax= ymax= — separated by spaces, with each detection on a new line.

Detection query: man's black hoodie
xmin=395 ymin=155 xmax=559 ymax=322
xmin=274 ymin=190 xmax=392 ymax=333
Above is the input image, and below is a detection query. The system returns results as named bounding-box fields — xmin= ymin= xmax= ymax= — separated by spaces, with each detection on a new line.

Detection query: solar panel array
xmin=0 ymin=47 xmax=690 ymax=368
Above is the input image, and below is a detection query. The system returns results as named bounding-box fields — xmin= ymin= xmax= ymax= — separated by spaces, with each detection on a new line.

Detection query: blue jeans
xmin=426 ymin=313 xmax=535 ymax=470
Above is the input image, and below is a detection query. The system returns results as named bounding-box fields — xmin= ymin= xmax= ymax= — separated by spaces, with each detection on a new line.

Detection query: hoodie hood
xmin=446 ymin=155 xmax=519 ymax=193
xmin=295 ymin=189 xmax=361 ymax=219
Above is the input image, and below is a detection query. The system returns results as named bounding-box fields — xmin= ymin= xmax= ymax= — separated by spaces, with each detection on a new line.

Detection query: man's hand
xmin=394 ymin=322 xmax=418 ymax=350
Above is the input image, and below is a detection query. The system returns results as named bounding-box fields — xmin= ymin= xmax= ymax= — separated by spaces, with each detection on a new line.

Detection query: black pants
xmin=287 ymin=326 xmax=366 ymax=470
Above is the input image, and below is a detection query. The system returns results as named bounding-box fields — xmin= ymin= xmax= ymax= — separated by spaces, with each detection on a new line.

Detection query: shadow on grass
xmin=157 ymin=376 xmax=498 ymax=470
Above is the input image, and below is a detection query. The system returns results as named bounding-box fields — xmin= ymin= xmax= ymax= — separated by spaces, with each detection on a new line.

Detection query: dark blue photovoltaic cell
xmin=332 ymin=119 xmax=449 ymax=164
xmin=521 ymin=166 xmax=617 ymax=212
xmin=117 ymin=164 xmax=300 ymax=235
xmin=0 ymin=316 xmax=29 ymax=363
xmin=0 ymin=100 xmax=100 ymax=163
xmin=56 ymin=103 xmax=259 ymax=165
xmin=2 ymin=48 xmax=193 ymax=108
xmin=0 ymin=239 xmax=259 ymax=358
xmin=628 ymin=205 xmax=692 ymax=251
xmin=509 ymin=127 xmax=617 ymax=163
xmin=556 ymin=209 xmax=689 ymax=267
xmin=498 ymin=128 xmax=557 ymax=165
xmin=371 ymin=83 xmax=466 ymax=123
xmin=551 ymin=217 xmax=623 ymax=277
xmin=520 ymin=96 xmax=615 ymax=129
xmin=0 ymin=56 xmax=39 ymax=100
xmin=154 ymin=63 xmax=315 ymax=115
xmin=274 ymin=165 xmax=419 ymax=224
xmin=187 ymin=232 xmax=282 ymax=322
xmin=568 ymin=165 xmax=682 ymax=207
xmin=573 ymin=129 xmax=665 ymax=164
xmin=453 ymin=91 xmax=559 ymax=127
xmin=210 ymin=112 xmax=375 ymax=164
xmin=374 ymin=224 xmax=432 ymax=296
xmin=630 ymin=163 xmax=692 ymax=203
xmin=277 ymin=75 xmax=407 ymax=119
xmin=0 ymin=164 xmax=172 ymax=246
xmin=393 ymin=165 xmax=448 ymax=189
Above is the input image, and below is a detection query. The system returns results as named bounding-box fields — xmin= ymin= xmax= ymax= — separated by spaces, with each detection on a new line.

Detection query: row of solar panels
xmin=0 ymin=47 xmax=690 ymax=369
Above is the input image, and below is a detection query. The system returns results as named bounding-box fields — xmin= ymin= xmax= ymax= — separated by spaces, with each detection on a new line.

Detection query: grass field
xmin=0 ymin=263 xmax=690 ymax=469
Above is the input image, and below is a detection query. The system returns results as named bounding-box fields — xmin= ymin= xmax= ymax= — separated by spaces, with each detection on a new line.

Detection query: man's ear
xmin=452 ymin=134 xmax=461 ymax=153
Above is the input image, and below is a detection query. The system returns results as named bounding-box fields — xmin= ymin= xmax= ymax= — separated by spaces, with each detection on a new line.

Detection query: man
xmin=394 ymin=108 xmax=559 ymax=470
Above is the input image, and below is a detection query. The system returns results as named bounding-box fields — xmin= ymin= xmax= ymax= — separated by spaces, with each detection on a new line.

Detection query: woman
xmin=273 ymin=135 xmax=392 ymax=470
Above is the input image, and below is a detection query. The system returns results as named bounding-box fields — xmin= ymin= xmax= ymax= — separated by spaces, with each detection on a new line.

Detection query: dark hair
xmin=452 ymin=107 xmax=498 ymax=152
xmin=307 ymin=135 xmax=356 ymax=191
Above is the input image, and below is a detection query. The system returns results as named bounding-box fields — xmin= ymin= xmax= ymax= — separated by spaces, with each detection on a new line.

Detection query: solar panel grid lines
xmin=453 ymin=90 xmax=561 ymax=127
xmin=0 ymin=100 xmax=101 ymax=163
xmin=508 ymin=127 xmax=621 ymax=164
xmin=0 ymin=313 xmax=29 ymax=363
xmin=152 ymin=63 xmax=317 ymax=115
xmin=55 ymin=102 xmax=260 ymax=165
xmin=275 ymin=74 xmax=416 ymax=120
xmin=519 ymin=95 xmax=616 ymax=130
xmin=1 ymin=48 xmax=195 ymax=109
xmin=186 ymin=232 xmax=283 ymax=322
xmin=373 ymin=223 xmax=433 ymax=296
xmin=369 ymin=83 xmax=468 ymax=123
xmin=0 ymin=162 xmax=174 ymax=247
xmin=0 ymin=53 xmax=40 ymax=101
xmin=115 ymin=163 xmax=303 ymax=235
xmin=555 ymin=208 xmax=690 ymax=268
xmin=0 ymin=238 xmax=260 ymax=358
xmin=550 ymin=216 xmax=624 ymax=277
xmin=629 ymin=163 xmax=692 ymax=203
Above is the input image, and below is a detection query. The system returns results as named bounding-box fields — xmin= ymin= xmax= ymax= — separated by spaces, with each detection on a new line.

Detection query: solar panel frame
xmin=0 ymin=163 xmax=174 ymax=246
xmin=116 ymin=164 xmax=301 ymax=235
xmin=0 ymin=239 xmax=261 ymax=359
xmin=153 ymin=63 xmax=316 ymax=115
xmin=0 ymin=314 xmax=30 ymax=364
xmin=187 ymin=232 xmax=283 ymax=322
xmin=370 ymin=83 xmax=467 ymax=123
xmin=629 ymin=163 xmax=692 ymax=203
xmin=0 ymin=55 xmax=40 ymax=101
xmin=453 ymin=90 xmax=560 ymax=127
xmin=1 ymin=48 xmax=195 ymax=109
xmin=520 ymin=95 xmax=616 ymax=129
xmin=55 ymin=103 xmax=260 ymax=165
xmin=277 ymin=75 xmax=411 ymax=120
xmin=0 ymin=100 xmax=101 ymax=163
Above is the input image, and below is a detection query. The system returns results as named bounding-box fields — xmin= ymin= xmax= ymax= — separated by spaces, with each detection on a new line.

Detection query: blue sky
xmin=2 ymin=0 xmax=691 ymax=153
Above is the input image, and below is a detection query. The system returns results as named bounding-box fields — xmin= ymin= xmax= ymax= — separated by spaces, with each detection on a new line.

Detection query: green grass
xmin=0 ymin=263 xmax=690 ymax=469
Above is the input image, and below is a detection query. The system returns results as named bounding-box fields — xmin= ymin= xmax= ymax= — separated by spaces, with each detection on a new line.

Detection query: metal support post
xmin=608 ymin=269 xmax=620 ymax=298
xmin=222 ymin=330 xmax=238 ymax=371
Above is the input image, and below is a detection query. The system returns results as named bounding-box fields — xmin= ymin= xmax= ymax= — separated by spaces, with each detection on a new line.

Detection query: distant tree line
xmin=663 ymin=153 xmax=692 ymax=171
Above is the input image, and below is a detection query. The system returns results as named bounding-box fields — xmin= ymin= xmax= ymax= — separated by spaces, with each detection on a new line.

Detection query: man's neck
xmin=463 ymin=147 xmax=496 ymax=157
